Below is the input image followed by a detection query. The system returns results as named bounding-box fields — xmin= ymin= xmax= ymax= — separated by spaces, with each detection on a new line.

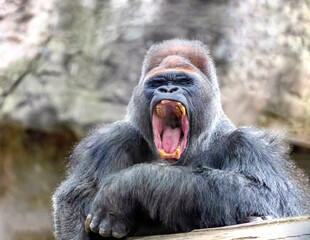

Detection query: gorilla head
xmin=128 ymin=39 xmax=224 ymax=163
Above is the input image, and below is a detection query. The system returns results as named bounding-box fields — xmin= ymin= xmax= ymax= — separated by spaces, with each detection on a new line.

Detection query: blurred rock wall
xmin=1 ymin=0 xmax=309 ymax=146
xmin=0 ymin=1 xmax=310 ymax=239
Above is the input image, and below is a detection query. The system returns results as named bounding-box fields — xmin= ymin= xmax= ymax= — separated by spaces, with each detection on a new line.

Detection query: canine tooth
xmin=161 ymin=100 xmax=167 ymax=104
xmin=156 ymin=105 xmax=164 ymax=118
xmin=158 ymin=149 xmax=166 ymax=159
xmin=175 ymin=147 xmax=181 ymax=159
xmin=177 ymin=102 xmax=186 ymax=115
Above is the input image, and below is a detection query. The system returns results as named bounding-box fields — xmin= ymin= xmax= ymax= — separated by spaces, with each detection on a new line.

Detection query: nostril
xmin=169 ymin=87 xmax=179 ymax=93
xmin=159 ymin=88 xmax=168 ymax=93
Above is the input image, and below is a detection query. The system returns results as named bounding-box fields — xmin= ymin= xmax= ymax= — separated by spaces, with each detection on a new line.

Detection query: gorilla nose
xmin=157 ymin=86 xmax=181 ymax=94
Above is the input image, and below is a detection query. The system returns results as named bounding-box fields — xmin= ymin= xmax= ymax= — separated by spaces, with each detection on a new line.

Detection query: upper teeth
xmin=156 ymin=101 xmax=186 ymax=118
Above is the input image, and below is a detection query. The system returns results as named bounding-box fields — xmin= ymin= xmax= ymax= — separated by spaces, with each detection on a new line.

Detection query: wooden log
xmin=129 ymin=215 xmax=310 ymax=240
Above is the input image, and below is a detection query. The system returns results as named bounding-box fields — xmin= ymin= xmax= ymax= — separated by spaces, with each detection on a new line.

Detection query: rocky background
xmin=0 ymin=0 xmax=309 ymax=239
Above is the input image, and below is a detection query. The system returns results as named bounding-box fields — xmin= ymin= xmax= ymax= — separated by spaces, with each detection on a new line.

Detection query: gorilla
xmin=53 ymin=39 xmax=310 ymax=240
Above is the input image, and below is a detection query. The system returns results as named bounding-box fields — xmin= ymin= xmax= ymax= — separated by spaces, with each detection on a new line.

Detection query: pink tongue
xmin=162 ymin=126 xmax=181 ymax=153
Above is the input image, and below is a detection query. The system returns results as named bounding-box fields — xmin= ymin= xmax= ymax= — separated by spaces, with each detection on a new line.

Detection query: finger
xmin=99 ymin=219 xmax=112 ymax=237
xmin=89 ymin=215 xmax=101 ymax=233
xmin=85 ymin=214 xmax=92 ymax=233
xmin=112 ymin=221 xmax=129 ymax=239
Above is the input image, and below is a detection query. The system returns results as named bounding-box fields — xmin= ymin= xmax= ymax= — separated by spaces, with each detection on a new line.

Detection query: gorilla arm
xmin=52 ymin=121 xmax=149 ymax=240
xmin=85 ymin=163 xmax=272 ymax=238
xmin=85 ymin=127 xmax=308 ymax=238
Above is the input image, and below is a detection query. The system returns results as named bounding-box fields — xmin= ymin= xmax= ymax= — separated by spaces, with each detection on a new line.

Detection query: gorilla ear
xmin=142 ymin=39 xmax=217 ymax=85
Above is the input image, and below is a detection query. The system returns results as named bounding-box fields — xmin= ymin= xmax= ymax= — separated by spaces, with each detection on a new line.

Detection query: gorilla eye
xmin=146 ymin=77 xmax=167 ymax=89
xmin=175 ymin=75 xmax=193 ymax=86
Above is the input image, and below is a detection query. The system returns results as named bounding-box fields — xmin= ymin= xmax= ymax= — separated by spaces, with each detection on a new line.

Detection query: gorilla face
xmin=145 ymin=71 xmax=191 ymax=162
xmin=139 ymin=69 xmax=215 ymax=162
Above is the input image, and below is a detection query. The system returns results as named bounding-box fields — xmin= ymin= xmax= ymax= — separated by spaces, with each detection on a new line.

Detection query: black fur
xmin=53 ymin=40 xmax=310 ymax=240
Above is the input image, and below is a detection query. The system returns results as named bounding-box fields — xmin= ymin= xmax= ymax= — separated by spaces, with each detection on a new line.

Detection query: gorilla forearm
xmin=53 ymin=174 xmax=99 ymax=240
xmin=193 ymin=166 xmax=277 ymax=226
xmin=88 ymin=163 xmax=276 ymax=233
xmin=54 ymin=174 xmax=123 ymax=240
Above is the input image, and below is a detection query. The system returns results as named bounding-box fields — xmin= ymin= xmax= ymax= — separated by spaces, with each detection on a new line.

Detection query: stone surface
xmin=1 ymin=0 xmax=309 ymax=145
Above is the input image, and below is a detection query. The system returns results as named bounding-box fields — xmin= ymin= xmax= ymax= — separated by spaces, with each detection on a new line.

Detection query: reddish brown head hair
xmin=141 ymin=39 xmax=218 ymax=89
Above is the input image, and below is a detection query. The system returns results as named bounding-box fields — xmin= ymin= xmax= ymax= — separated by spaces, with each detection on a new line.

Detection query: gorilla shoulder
xmin=70 ymin=121 xmax=150 ymax=176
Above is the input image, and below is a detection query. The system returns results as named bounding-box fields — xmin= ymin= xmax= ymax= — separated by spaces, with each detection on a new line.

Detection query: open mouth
xmin=152 ymin=100 xmax=188 ymax=162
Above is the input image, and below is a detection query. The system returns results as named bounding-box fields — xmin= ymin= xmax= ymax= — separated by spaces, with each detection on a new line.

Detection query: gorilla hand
xmin=85 ymin=177 xmax=135 ymax=239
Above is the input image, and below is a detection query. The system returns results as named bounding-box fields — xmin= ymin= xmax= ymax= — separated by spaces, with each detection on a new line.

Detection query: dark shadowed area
xmin=0 ymin=0 xmax=309 ymax=239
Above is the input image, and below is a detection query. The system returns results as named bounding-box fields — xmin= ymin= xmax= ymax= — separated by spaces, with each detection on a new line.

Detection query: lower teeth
xmin=158 ymin=146 xmax=181 ymax=159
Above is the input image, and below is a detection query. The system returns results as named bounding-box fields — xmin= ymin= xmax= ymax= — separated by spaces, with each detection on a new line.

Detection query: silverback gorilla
xmin=53 ymin=39 xmax=310 ymax=240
